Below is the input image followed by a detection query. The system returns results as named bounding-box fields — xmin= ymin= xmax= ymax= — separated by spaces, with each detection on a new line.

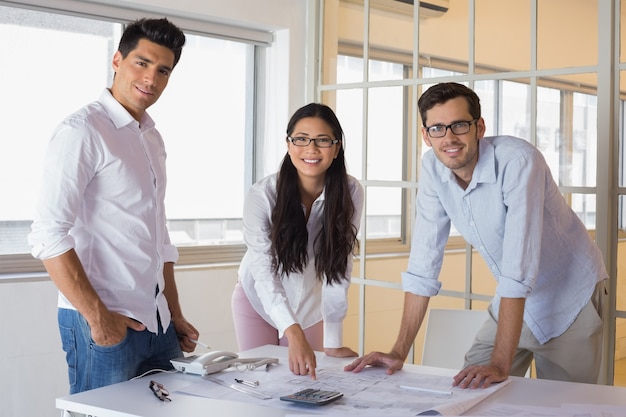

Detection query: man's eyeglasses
xmin=288 ymin=136 xmax=339 ymax=148
xmin=424 ymin=119 xmax=478 ymax=138
xmin=149 ymin=380 xmax=171 ymax=401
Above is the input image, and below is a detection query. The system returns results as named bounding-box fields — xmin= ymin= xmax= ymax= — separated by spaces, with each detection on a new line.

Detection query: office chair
xmin=421 ymin=308 xmax=489 ymax=370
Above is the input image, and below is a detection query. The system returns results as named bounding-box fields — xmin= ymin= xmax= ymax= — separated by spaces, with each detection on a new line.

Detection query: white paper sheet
xmin=175 ymin=362 xmax=511 ymax=416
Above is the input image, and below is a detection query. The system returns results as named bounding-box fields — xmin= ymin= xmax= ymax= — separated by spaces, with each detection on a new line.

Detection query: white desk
xmin=58 ymin=345 xmax=626 ymax=416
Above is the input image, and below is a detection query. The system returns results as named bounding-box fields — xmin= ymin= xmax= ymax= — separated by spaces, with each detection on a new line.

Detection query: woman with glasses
xmin=232 ymin=103 xmax=363 ymax=379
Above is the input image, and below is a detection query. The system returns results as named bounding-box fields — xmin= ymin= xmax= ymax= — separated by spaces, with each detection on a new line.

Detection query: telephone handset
xmin=170 ymin=350 xmax=239 ymax=375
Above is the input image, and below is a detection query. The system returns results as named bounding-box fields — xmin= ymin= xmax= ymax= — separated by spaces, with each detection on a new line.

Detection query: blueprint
xmin=175 ymin=362 xmax=511 ymax=416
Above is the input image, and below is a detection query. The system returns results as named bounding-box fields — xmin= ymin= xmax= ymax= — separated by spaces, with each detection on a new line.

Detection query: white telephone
xmin=170 ymin=350 xmax=239 ymax=375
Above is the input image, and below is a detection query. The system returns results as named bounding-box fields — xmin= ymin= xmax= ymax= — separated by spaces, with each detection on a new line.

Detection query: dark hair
xmin=270 ymin=103 xmax=358 ymax=285
xmin=418 ymin=82 xmax=481 ymax=126
xmin=118 ymin=18 xmax=186 ymax=68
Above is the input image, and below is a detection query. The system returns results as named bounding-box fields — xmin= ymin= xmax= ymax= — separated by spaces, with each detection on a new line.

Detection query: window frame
xmin=334 ymin=45 xmax=607 ymax=256
xmin=322 ymin=0 xmax=619 ymax=383
xmin=0 ymin=0 xmax=271 ymax=275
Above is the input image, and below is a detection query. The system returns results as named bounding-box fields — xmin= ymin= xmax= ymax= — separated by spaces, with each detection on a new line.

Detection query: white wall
xmin=174 ymin=267 xmax=241 ymax=354
xmin=0 ymin=279 xmax=67 ymax=417
xmin=0 ymin=268 xmax=240 ymax=417
xmin=0 ymin=1 xmax=311 ymax=416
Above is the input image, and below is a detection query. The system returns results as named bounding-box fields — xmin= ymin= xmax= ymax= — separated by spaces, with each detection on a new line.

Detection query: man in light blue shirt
xmin=346 ymin=82 xmax=607 ymax=387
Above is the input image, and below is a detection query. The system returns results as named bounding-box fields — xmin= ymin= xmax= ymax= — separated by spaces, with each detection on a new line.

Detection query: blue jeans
xmin=58 ymin=308 xmax=182 ymax=394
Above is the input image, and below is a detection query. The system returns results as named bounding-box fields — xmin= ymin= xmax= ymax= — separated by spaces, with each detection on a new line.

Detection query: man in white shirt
xmin=28 ymin=18 xmax=198 ymax=394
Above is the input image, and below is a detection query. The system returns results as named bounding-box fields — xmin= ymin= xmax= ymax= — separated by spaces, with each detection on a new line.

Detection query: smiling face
xmin=422 ymin=96 xmax=486 ymax=183
xmin=287 ymin=116 xmax=341 ymax=185
xmin=110 ymin=38 xmax=175 ymax=121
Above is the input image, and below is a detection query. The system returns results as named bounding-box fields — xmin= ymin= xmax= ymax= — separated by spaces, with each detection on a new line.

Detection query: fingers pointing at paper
xmin=285 ymin=324 xmax=318 ymax=379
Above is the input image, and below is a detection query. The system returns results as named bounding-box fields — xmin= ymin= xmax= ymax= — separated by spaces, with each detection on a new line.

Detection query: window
xmin=322 ymin=0 xmax=620 ymax=383
xmin=0 ymin=8 xmax=116 ymax=258
xmin=335 ymin=55 xmax=406 ymax=240
xmin=334 ymin=55 xmax=601 ymax=247
xmin=0 ymin=5 xmax=258 ymax=272
xmin=148 ymin=34 xmax=253 ymax=248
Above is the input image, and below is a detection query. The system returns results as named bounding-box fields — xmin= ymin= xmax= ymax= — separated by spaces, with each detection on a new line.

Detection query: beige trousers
xmin=464 ymin=281 xmax=606 ymax=383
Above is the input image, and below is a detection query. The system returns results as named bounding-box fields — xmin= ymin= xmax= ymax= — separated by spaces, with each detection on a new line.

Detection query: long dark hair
xmin=270 ymin=103 xmax=358 ymax=285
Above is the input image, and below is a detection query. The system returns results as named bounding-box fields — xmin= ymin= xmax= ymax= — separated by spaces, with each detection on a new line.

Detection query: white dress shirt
xmin=28 ymin=89 xmax=178 ymax=334
xmin=238 ymin=173 xmax=364 ymax=348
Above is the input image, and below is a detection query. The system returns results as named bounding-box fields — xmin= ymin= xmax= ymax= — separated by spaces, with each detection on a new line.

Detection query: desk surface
xmin=57 ymin=345 xmax=626 ymax=416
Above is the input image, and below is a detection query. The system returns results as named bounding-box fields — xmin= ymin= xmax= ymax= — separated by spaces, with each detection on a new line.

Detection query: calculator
xmin=280 ymin=388 xmax=343 ymax=406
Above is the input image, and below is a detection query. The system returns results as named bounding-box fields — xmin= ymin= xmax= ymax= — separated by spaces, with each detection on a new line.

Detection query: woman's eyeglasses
xmin=288 ymin=136 xmax=339 ymax=148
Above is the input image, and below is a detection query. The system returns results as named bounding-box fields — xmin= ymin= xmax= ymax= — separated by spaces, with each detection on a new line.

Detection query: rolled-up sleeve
xmin=322 ymin=280 xmax=350 ymax=348
xmin=28 ymin=123 xmax=96 ymax=260
xmin=401 ymin=160 xmax=448 ymax=297
xmin=162 ymin=242 xmax=179 ymax=264
xmin=29 ymin=221 xmax=76 ymax=260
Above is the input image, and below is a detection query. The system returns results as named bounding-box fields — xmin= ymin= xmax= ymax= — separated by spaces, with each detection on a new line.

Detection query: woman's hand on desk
xmin=285 ymin=324 xmax=318 ymax=380
xmin=343 ymin=351 xmax=405 ymax=375
xmin=324 ymin=347 xmax=358 ymax=358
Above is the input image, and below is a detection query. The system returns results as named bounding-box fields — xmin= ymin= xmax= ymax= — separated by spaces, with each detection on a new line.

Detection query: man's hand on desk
xmin=324 ymin=346 xmax=358 ymax=358
xmin=453 ymin=364 xmax=508 ymax=389
xmin=343 ymin=351 xmax=405 ymax=375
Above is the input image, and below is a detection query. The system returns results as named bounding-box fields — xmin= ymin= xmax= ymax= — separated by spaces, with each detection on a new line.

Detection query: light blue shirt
xmin=402 ymin=136 xmax=607 ymax=344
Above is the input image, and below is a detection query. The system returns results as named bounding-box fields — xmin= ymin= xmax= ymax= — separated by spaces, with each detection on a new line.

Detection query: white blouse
xmin=238 ymin=173 xmax=363 ymax=348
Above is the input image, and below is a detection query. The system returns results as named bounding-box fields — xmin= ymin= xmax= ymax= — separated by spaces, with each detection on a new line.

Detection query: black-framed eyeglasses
xmin=288 ymin=136 xmax=339 ymax=148
xmin=424 ymin=119 xmax=478 ymax=138
xmin=149 ymin=380 xmax=171 ymax=402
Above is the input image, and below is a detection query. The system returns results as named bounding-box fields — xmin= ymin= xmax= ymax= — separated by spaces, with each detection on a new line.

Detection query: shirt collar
xmin=318 ymin=187 xmax=327 ymax=202
xmin=98 ymin=89 xmax=156 ymax=130
xmin=474 ymin=138 xmax=496 ymax=185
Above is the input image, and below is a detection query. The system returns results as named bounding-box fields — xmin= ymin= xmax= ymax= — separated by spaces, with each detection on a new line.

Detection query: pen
xmin=176 ymin=333 xmax=211 ymax=349
xmin=235 ymin=378 xmax=259 ymax=388
xmin=189 ymin=338 xmax=211 ymax=349
xmin=400 ymin=385 xmax=453 ymax=396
